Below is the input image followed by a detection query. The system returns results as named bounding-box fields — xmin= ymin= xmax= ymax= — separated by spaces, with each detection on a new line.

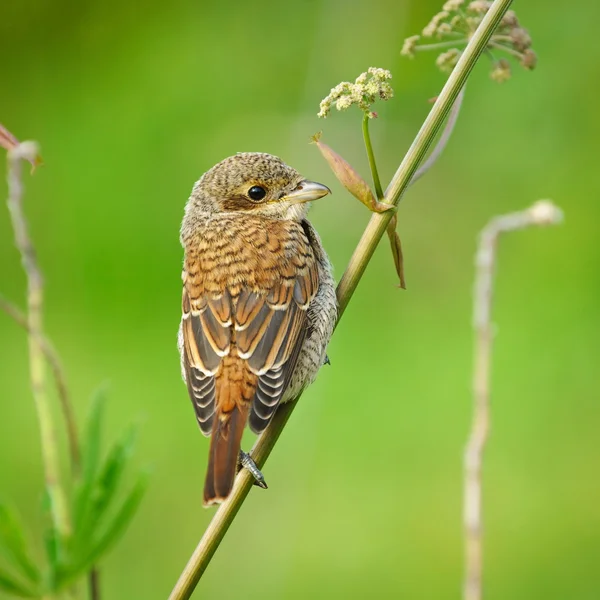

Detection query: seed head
xmin=318 ymin=67 xmax=394 ymax=119
xmin=400 ymin=1 xmax=537 ymax=82
xmin=401 ymin=35 xmax=420 ymax=59
xmin=443 ymin=0 xmax=464 ymax=10
xmin=520 ymin=49 xmax=537 ymax=70
xmin=490 ymin=59 xmax=511 ymax=83
xmin=423 ymin=11 xmax=449 ymax=38
xmin=436 ymin=49 xmax=461 ymax=73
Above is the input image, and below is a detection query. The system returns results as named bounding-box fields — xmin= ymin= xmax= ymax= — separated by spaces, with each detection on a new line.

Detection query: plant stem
xmin=0 ymin=295 xmax=81 ymax=477
xmin=416 ymin=39 xmax=468 ymax=51
xmin=168 ymin=403 xmax=297 ymax=599
xmin=465 ymin=201 xmax=562 ymax=600
xmin=362 ymin=113 xmax=384 ymax=200
xmin=337 ymin=0 xmax=513 ymax=317
xmin=488 ymin=41 xmax=523 ymax=59
xmin=169 ymin=1 xmax=514 ymax=597
xmin=6 ymin=143 xmax=71 ymax=538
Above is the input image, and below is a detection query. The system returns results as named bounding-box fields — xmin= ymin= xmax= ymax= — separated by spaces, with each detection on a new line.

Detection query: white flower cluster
xmin=318 ymin=67 xmax=394 ymax=119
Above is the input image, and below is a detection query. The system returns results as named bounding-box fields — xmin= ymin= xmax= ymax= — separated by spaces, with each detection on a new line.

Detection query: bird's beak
xmin=282 ymin=180 xmax=331 ymax=204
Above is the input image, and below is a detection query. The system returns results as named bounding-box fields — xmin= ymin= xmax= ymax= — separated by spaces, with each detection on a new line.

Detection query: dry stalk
xmin=464 ymin=200 xmax=563 ymax=600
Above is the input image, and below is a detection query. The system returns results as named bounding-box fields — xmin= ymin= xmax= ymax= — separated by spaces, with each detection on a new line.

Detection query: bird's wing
xmin=181 ymin=242 xmax=319 ymax=436
xmin=236 ymin=255 xmax=319 ymax=432
xmin=181 ymin=288 xmax=229 ymax=435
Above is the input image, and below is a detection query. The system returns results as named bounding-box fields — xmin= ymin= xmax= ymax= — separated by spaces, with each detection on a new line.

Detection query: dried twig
xmin=464 ymin=200 xmax=563 ymax=600
xmin=169 ymin=2 xmax=516 ymax=598
xmin=0 ymin=294 xmax=80 ymax=475
xmin=5 ymin=142 xmax=71 ymax=537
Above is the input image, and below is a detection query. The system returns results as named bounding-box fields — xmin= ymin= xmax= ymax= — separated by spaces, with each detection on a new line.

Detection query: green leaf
xmin=0 ymin=502 xmax=40 ymax=584
xmin=74 ymin=388 xmax=108 ymax=529
xmin=70 ymin=470 xmax=150 ymax=577
xmin=0 ymin=564 xmax=38 ymax=598
xmin=42 ymin=489 xmax=61 ymax=591
xmin=88 ymin=424 xmax=139 ymax=528
xmin=386 ymin=214 xmax=407 ymax=289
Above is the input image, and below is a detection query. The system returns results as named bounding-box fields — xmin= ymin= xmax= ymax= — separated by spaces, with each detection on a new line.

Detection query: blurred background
xmin=1 ymin=0 xmax=598 ymax=598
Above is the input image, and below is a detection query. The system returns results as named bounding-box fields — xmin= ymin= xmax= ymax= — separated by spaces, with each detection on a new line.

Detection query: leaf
xmin=70 ymin=470 xmax=150 ymax=576
xmin=387 ymin=215 xmax=407 ymax=289
xmin=41 ymin=488 xmax=64 ymax=592
xmin=0 ymin=565 xmax=38 ymax=598
xmin=89 ymin=424 xmax=139 ymax=526
xmin=74 ymin=388 xmax=108 ymax=529
xmin=0 ymin=502 xmax=40 ymax=584
xmin=75 ymin=420 xmax=139 ymax=551
xmin=312 ymin=133 xmax=393 ymax=213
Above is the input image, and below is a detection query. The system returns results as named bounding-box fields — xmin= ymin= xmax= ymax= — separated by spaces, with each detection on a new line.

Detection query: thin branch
xmin=6 ymin=143 xmax=71 ymax=537
xmin=169 ymin=1 xmax=515 ymax=598
xmin=0 ymin=295 xmax=81 ymax=476
xmin=464 ymin=200 xmax=563 ymax=600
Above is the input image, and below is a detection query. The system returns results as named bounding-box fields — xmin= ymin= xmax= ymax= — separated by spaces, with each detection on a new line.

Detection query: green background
xmin=1 ymin=0 xmax=598 ymax=598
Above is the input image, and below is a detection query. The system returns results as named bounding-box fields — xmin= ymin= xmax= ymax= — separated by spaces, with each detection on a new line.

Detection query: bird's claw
xmin=238 ymin=450 xmax=268 ymax=489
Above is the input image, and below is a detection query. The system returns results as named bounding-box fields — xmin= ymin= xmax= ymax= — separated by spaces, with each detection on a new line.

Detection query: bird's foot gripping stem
xmin=238 ymin=450 xmax=268 ymax=489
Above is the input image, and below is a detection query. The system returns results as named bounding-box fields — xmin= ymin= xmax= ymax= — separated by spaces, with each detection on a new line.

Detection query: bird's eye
xmin=248 ymin=185 xmax=267 ymax=201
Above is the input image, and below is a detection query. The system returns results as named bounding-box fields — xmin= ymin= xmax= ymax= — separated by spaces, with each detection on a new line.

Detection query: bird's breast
xmin=183 ymin=215 xmax=314 ymax=303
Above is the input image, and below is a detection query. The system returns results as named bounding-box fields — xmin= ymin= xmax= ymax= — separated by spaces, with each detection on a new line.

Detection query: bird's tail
xmin=203 ymin=403 xmax=248 ymax=506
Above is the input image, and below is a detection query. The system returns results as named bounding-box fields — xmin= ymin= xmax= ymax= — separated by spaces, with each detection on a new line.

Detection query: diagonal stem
xmin=168 ymin=1 xmax=514 ymax=597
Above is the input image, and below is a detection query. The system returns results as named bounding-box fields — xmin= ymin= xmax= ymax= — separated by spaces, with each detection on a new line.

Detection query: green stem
xmin=6 ymin=145 xmax=71 ymax=539
xmin=416 ymin=39 xmax=468 ymax=51
xmin=168 ymin=1 xmax=513 ymax=597
xmin=362 ymin=113 xmax=384 ymax=200
xmin=488 ymin=41 xmax=523 ymax=59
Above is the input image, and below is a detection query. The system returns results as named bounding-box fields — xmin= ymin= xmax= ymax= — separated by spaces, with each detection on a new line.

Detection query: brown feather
xmin=203 ymin=357 xmax=256 ymax=505
xmin=203 ymin=402 xmax=248 ymax=505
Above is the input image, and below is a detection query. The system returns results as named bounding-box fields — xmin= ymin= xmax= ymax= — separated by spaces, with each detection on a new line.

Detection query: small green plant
xmin=0 ymin=127 xmax=149 ymax=599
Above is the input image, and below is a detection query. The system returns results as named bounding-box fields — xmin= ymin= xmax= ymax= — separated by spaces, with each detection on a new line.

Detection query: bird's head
xmin=183 ymin=152 xmax=330 ymax=225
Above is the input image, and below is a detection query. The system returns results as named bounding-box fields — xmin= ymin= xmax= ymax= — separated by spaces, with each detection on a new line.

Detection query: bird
xmin=178 ymin=152 xmax=337 ymax=506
